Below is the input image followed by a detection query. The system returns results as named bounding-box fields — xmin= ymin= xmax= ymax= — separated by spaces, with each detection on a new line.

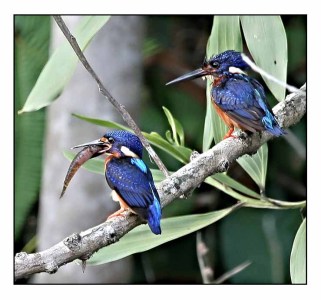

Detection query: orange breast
xmin=213 ymin=102 xmax=250 ymax=131
xmin=213 ymin=103 xmax=234 ymax=127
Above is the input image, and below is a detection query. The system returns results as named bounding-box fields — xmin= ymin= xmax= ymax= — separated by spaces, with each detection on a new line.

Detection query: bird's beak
xmin=72 ymin=139 xmax=105 ymax=149
xmin=72 ymin=138 xmax=112 ymax=155
xmin=166 ymin=68 xmax=209 ymax=85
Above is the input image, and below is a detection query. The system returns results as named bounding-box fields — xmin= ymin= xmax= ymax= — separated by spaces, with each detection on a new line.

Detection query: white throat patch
xmin=121 ymin=146 xmax=139 ymax=158
xmin=229 ymin=66 xmax=247 ymax=75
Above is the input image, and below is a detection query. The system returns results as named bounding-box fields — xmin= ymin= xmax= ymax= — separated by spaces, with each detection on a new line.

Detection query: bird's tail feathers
xmin=147 ymin=199 xmax=162 ymax=235
xmin=262 ymin=113 xmax=285 ymax=137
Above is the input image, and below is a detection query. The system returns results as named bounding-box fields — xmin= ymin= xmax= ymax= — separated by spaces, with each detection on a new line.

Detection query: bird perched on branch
xmin=63 ymin=130 xmax=162 ymax=235
xmin=167 ymin=50 xmax=285 ymax=139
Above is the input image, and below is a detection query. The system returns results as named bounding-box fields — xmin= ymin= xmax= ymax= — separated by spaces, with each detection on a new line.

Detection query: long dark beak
xmin=72 ymin=139 xmax=106 ymax=149
xmin=166 ymin=68 xmax=208 ymax=85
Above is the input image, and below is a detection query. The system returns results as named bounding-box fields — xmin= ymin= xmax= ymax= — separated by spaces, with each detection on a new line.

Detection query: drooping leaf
xmin=203 ymin=16 xmax=243 ymax=149
xmin=19 ymin=16 xmax=110 ymax=113
xmin=15 ymin=16 xmax=50 ymax=239
xmin=240 ymin=16 xmax=287 ymax=101
xmin=290 ymin=218 xmax=306 ymax=284
xmin=237 ymin=143 xmax=268 ymax=194
xmin=88 ymin=204 xmax=241 ymax=265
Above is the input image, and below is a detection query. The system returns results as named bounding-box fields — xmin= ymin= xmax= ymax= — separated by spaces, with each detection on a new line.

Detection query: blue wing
xmin=212 ymin=75 xmax=284 ymax=135
xmin=106 ymin=157 xmax=161 ymax=234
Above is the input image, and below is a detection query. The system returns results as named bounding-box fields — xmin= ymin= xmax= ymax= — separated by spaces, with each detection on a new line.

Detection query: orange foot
xmin=106 ymin=208 xmax=127 ymax=221
xmin=223 ymin=127 xmax=237 ymax=139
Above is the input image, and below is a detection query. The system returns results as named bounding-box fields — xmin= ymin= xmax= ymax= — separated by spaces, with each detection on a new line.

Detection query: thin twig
xmin=196 ymin=231 xmax=214 ymax=283
xmin=14 ymin=84 xmax=306 ymax=280
xmin=241 ymin=54 xmax=306 ymax=96
xmin=53 ymin=15 xmax=170 ymax=177
xmin=213 ymin=261 xmax=252 ymax=284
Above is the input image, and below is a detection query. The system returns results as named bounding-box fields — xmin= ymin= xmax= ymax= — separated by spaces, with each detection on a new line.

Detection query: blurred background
xmin=14 ymin=15 xmax=306 ymax=284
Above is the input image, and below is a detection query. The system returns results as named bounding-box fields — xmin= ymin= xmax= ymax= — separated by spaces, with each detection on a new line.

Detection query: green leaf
xmin=15 ymin=16 xmax=50 ymax=239
xmin=162 ymin=106 xmax=185 ymax=146
xmin=237 ymin=143 xmax=268 ymax=193
xmin=72 ymin=113 xmax=129 ymax=131
xmin=146 ymin=132 xmax=191 ymax=164
xmin=204 ymin=176 xmax=306 ymax=209
xmin=72 ymin=114 xmax=192 ymax=164
xmin=150 ymin=169 xmax=168 ymax=182
xmin=204 ymin=16 xmax=243 ymax=149
xmin=240 ymin=16 xmax=287 ymax=101
xmin=19 ymin=16 xmax=110 ymax=113
xmin=290 ymin=218 xmax=306 ymax=284
xmin=213 ymin=173 xmax=260 ymax=199
xmin=203 ymin=89 xmax=219 ymax=151
xmin=165 ymin=130 xmax=174 ymax=144
xmin=88 ymin=204 xmax=241 ymax=265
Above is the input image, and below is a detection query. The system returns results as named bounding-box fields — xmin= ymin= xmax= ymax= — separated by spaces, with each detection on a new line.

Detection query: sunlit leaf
xmin=290 ymin=218 xmax=306 ymax=284
xmin=204 ymin=16 xmax=243 ymax=149
xmin=88 ymin=204 xmax=241 ymax=265
xmin=237 ymin=143 xmax=268 ymax=193
xmin=240 ymin=16 xmax=287 ymax=101
xmin=19 ymin=16 xmax=110 ymax=113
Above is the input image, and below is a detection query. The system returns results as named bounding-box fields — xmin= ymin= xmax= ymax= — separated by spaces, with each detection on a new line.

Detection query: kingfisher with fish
xmin=60 ymin=130 xmax=162 ymax=235
xmin=167 ymin=50 xmax=285 ymax=139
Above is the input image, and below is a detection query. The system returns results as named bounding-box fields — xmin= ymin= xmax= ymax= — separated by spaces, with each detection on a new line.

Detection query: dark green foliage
xmin=15 ymin=16 xmax=50 ymax=239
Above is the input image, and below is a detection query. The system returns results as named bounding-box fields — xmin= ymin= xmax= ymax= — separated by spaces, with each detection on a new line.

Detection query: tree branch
xmin=14 ymin=84 xmax=306 ymax=280
xmin=52 ymin=16 xmax=170 ymax=177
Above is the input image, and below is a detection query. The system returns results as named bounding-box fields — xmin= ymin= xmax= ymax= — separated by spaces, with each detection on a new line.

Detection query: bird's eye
xmin=108 ymin=137 xmax=115 ymax=144
xmin=210 ymin=61 xmax=220 ymax=68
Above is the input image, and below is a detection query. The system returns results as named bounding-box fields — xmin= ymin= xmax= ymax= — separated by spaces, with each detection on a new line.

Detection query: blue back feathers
xmin=211 ymin=64 xmax=284 ymax=136
xmin=104 ymin=130 xmax=162 ymax=235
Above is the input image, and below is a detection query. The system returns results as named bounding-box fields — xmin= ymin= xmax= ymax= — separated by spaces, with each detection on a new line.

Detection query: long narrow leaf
xmin=237 ymin=143 xmax=268 ymax=193
xmin=19 ymin=16 xmax=110 ymax=113
xmin=205 ymin=176 xmax=305 ymax=209
xmin=240 ymin=16 xmax=287 ymax=101
xmin=213 ymin=173 xmax=260 ymax=199
xmin=290 ymin=218 xmax=306 ymax=284
xmin=15 ymin=16 xmax=50 ymax=239
xmin=88 ymin=204 xmax=241 ymax=265
xmin=162 ymin=106 xmax=185 ymax=146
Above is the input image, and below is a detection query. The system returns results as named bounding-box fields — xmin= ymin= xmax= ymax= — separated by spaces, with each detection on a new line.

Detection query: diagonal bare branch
xmin=53 ymin=15 xmax=170 ymax=177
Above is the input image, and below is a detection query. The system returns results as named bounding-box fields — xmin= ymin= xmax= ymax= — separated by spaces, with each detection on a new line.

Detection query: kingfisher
xmin=167 ymin=50 xmax=285 ymax=139
xmin=72 ymin=130 xmax=162 ymax=235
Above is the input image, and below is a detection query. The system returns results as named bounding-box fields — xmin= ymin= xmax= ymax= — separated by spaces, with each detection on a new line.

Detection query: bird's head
xmin=166 ymin=50 xmax=250 ymax=85
xmin=72 ymin=130 xmax=143 ymax=159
